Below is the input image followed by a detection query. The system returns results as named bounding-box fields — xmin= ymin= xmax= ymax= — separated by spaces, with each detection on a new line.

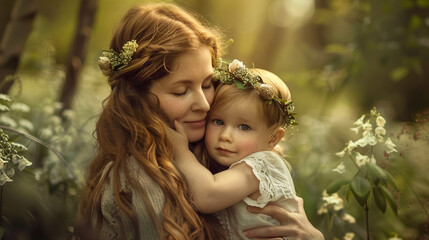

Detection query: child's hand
xmin=165 ymin=120 xmax=190 ymax=158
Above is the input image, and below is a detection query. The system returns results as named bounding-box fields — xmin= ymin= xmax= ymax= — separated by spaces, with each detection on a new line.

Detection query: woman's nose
xmin=191 ymin=89 xmax=210 ymax=112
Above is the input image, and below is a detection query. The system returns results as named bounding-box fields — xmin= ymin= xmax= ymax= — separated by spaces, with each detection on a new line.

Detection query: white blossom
xmin=333 ymin=162 xmax=345 ymax=173
xmin=17 ymin=157 xmax=32 ymax=171
xmin=388 ymin=236 xmax=402 ymax=240
xmin=42 ymin=105 xmax=54 ymax=115
xmin=62 ymin=109 xmax=75 ymax=120
xmin=10 ymin=102 xmax=30 ymax=113
xmin=6 ymin=167 xmax=14 ymax=178
xmin=0 ymin=104 xmax=10 ymax=112
xmin=18 ymin=119 xmax=34 ymax=132
xmin=0 ymin=158 xmax=6 ymax=169
xmin=385 ymin=137 xmax=398 ymax=153
xmin=335 ymin=149 xmax=346 ymax=157
xmin=376 ymin=116 xmax=386 ymax=127
xmin=228 ymin=59 xmax=245 ymax=73
xmin=344 ymin=232 xmax=355 ymax=240
xmin=11 ymin=155 xmax=20 ymax=164
xmin=350 ymin=127 xmax=360 ymax=134
xmin=346 ymin=140 xmax=357 ymax=154
xmin=0 ymin=94 xmax=11 ymax=102
xmin=354 ymin=134 xmax=377 ymax=147
xmin=12 ymin=142 xmax=28 ymax=152
xmin=355 ymin=152 xmax=370 ymax=167
xmin=318 ymin=191 xmax=344 ymax=215
xmin=0 ymin=115 xmax=17 ymax=128
xmin=342 ymin=213 xmax=356 ymax=223
xmin=0 ymin=171 xmax=13 ymax=185
xmin=353 ymin=114 xmax=365 ymax=126
xmin=362 ymin=121 xmax=373 ymax=131
xmin=375 ymin=126 xmax=386 ymax=135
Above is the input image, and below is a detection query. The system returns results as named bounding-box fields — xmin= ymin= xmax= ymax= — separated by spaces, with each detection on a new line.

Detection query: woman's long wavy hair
xmin=78 ymin=3 xmax=226 ymax=239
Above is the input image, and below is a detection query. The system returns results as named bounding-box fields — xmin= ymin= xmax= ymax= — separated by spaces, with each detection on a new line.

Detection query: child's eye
xmin=239 ymin=124 xmax=250 ymax=131
xmin=173 ymin=89 xmax=190 ymax=96
xmin=213 ymin=119 xmax=224 ymax=125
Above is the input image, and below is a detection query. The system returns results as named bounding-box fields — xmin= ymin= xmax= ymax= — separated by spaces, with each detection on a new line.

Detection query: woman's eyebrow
xmin=173 ymin=73 xmax=214 ymax=85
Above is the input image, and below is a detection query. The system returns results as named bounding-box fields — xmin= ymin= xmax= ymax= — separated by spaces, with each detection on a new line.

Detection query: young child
xmin=169 ymin=59 xmax=298 ymax=239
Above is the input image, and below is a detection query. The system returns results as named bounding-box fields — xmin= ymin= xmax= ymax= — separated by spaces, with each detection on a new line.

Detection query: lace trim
xmin=230 ymin=151 xmax=297 ymax=208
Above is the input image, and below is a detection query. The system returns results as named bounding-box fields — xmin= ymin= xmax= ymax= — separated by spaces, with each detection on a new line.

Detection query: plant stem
xmin=365 ymin=203 xmax=370 ymax=240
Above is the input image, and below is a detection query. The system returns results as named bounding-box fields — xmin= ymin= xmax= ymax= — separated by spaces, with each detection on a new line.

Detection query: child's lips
xmin=216 ymin=147 xmax=235 ymax=155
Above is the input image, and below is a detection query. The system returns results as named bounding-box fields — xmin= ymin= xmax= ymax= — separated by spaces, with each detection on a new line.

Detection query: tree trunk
xmin=58 ymin=0 xmax=98 ymax=111
xmin=0 ymin=0 xmax=38 ymax=93
xmin=0 ymin=0 xmax=15 ymax=40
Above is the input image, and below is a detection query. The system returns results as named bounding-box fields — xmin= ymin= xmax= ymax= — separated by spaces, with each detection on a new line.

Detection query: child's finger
xmin=246 ymin=204 xmax=291 ymax=224
xmin=173 ymin=120 xmax=187 ymax=136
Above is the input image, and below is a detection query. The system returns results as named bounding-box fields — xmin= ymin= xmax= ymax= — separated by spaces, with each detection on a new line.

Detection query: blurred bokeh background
xmin=0 ymin=0 xmax=428 ymax=239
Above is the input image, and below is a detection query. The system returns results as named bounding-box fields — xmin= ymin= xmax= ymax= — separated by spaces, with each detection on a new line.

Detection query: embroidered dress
xmin=223 ymin=151 xmax=299 ymax=240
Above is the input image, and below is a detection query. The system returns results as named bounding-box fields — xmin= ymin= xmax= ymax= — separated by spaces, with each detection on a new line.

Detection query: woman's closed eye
xmin=202 ymin=82 xmax=213 ymax=89
xmin=172 ymin=88 xmax=190 ymax=96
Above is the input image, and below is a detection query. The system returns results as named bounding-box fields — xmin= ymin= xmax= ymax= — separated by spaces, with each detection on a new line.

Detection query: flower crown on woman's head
xmin=98 ymin=40 xmax=139 ymax=76
xmin=213 ymin=59 xmax=297 ymax=127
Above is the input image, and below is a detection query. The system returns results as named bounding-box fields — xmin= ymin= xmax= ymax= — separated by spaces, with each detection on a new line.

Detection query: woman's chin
xmin=186 ymin=130 xmax=205 ymax=143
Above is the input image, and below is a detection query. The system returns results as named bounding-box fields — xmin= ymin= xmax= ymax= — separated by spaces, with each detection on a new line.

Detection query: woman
xmin=77 ymin=3 xmax=323 ymax=240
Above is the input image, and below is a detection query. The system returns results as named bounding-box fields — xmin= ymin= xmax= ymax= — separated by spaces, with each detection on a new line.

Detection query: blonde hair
xmin=200 ymin=68 xmax=291 ymax=172
xmin=212 ymin=68 xmax=291 ymax=130
xmin=78 ymin=3 xmax=225 ymax=239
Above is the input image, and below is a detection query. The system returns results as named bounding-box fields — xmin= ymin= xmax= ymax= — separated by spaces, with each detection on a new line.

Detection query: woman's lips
xmin=184 ymin=119 xmax=206 ymax=128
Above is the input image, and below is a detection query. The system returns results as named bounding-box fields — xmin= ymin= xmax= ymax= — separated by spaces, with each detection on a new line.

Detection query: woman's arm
xmin=242 ymin=197 xmax=325 ymax=240
xmin=167 ymin=121 xmax=259 ymax=214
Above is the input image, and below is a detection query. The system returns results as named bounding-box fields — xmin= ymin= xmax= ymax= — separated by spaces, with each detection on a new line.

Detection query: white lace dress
xmin=221 ymin=151 xmax=299 ymax=240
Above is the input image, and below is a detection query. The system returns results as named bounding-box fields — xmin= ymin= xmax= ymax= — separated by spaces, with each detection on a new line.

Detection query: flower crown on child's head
xmin=213 ymin=59 xmax=297 ymax=127
xmin=98 ymin=40 xmax=139 ymax=76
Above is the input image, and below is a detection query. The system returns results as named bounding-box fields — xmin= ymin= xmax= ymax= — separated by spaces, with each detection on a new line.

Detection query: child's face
xmin=205 ymin=97 xmax=273 ymax=166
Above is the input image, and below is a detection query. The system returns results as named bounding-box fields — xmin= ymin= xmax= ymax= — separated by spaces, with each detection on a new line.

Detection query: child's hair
xmin=78 ymin=3 xmax=226 ymax=240
xmin=199 ymin=68 xmax=292 ymax=173
xmin=212 ymin=68 xmax=291 ymax=131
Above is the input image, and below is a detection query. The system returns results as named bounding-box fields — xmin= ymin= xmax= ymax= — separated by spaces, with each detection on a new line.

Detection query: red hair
xmin=78 ymin=3 xmax=226 ymax=239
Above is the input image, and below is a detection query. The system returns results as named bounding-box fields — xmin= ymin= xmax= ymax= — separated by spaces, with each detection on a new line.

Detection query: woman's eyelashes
xmin=172 ymin=88 xmax=190 ymax=96
xmin=202 ymin=82 xmax=213 ymax=89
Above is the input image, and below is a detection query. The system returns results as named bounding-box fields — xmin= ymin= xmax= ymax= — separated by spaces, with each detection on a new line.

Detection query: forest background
xmin=0 ymin=0 xmax=428 ymax=239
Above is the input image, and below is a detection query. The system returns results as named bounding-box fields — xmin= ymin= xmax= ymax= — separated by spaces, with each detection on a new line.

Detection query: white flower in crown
xmin=376 ymin=116 xmax=386 ymax=127
xmin=228 ymin=59 xmax=245 ymax=73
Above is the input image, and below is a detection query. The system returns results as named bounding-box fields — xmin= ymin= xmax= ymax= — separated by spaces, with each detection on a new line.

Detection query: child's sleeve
xmin=229 ymin=151 xmax=299 ymax=210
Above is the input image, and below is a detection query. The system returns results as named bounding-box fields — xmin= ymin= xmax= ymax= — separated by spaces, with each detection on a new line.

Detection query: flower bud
xmin=255 ymin=83 xmax=276 ymax=100
xmin=228 ymin=59 xmax=245 ymax=73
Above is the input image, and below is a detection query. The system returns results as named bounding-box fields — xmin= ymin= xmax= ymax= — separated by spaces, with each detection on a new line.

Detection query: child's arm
xmin=167 ymin=121 xmax=259 ymax=214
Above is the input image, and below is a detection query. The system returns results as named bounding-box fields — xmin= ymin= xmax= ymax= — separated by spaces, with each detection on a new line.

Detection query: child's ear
xmin=268 ymin=128 xmax=285 ymax=150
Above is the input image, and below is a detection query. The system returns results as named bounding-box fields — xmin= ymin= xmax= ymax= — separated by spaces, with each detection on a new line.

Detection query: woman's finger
xmin=243 ymin=225 xmax=289 ymax=239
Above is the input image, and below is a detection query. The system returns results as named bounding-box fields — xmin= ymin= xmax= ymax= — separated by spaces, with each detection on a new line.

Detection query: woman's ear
xmin=268 ymin=128 xmax=285 ymax=150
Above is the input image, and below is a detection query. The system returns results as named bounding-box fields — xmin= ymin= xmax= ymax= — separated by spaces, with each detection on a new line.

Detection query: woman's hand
xmin=242 ymin=197 xmax=324 ymax=240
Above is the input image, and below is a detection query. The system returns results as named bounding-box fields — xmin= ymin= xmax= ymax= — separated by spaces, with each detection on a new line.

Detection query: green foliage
xmin=350 ymin=177 xmax=371 ymax=207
